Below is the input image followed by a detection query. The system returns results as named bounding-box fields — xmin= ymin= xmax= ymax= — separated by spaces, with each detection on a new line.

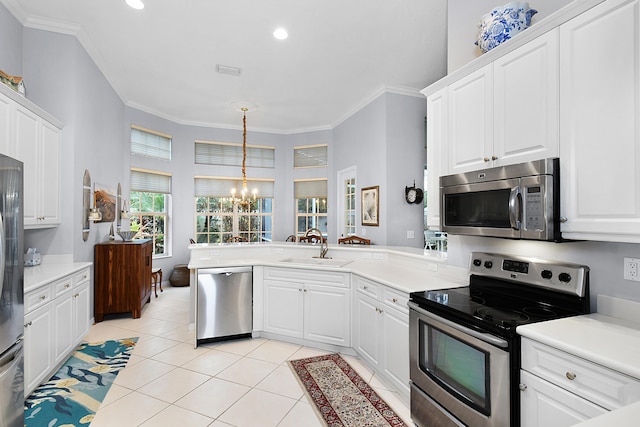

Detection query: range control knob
xmin=484 ymin=261 xmax=493 ymax=269
xmin=558 ymin=272 xmax=572 ymax=283
xmin=473 ymin=259 xmax=482 ymax=267
xmin=541 ymin=270 xmax=553 ymax=280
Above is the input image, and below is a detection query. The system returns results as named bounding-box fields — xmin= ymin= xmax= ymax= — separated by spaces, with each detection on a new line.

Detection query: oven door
xmin=441 ymin=177 xmax=523 ymax=239
xmin=409 ymin=302 xmax=510 ymax=427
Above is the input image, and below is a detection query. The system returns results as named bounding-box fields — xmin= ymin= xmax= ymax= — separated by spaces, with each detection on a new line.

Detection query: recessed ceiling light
xmin=273 ymin=27 xmax=288 ymax=40
xmin=125 ymin=0 xmax=144 ymax=10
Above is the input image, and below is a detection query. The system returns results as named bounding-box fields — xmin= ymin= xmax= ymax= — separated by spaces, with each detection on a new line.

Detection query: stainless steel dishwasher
xmin=196 ymin=266 xmax=252 ymax=344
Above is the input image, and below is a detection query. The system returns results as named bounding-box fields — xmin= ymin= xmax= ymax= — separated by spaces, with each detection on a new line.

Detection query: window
xmin=129 ymin=168 xmax=172 ymax=257
xmin=294 ymin=144 xmax=328 ymax=168
xmin=295 ymin=179 xmax=327 ymax=237
xmin=194 ymin=177 xmax=274 ymax=243
xmin=195 ymin=140 xmax=275 ymax=168
xmin=344 ymin=177 xmax=356 ymax=236
xmin=131 ymin=125 xmax=172 ymax=160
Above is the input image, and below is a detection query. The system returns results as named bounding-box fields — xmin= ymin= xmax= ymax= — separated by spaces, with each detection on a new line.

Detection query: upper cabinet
xmin=447 ymin=30 xmax=560 ymax=175
xmin=0 ymin=85 xmax=62 ymax=228
xmin=425 ymin=88 xmax=447 ymax=229
xmin=559 ymin=0 xmax=640 ymax=242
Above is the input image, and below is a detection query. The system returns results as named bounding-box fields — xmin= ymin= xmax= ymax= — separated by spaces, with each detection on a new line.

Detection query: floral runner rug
xmin=24 ymin=337 xmax=138 ymax=427
xmin=288 ymin=353 xmax=407 ymax=426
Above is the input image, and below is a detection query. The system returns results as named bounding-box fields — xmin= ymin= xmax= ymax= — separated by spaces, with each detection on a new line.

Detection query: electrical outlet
xmin=407 ymin=230 xmax=415 ymax=239
xmin=624 ymin=257 xmax=640 ymax=281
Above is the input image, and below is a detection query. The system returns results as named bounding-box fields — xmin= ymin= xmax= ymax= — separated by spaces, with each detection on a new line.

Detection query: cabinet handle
xmin=566 ymin=372 xmax=577 ymax=381
xmin=491 ymin=155 xmax=498 ymax=161
xmin=363 ymin=285 xmax=368 ymax=290
xmin=483 ymin=157 xmax=490 ymax=162
xmin=519 ymin=383 xmax=527 ymax=391
xmin=303 ymin=289 xmax=307 ymax=293
xmin=298 ymin=288 xmax=303 ymax=292
xmin=24 ymin=321 xmax=32 ymax=328
xmin=64 ymin=284 xmax=70 ymax=288
xmin=560 ymin=216 xmax=568 ymax=223
xmin=39 ymin=295 xmax=46 ymax=300
xmin=392 ymin=298 xmax=398 ymax=303
xmin=73 ymin=293 xmax=79 ymax=298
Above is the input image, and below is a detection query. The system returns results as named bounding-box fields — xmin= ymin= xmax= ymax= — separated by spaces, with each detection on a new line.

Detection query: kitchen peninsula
xmin=188 ymin=241 xmax=468 ymax=400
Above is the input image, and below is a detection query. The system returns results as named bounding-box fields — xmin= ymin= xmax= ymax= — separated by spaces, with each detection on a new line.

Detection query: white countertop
xmin=24 ymin=261 xmax=93 ymax=293
xmin=518 ymin=296 xmax=640 ymax=426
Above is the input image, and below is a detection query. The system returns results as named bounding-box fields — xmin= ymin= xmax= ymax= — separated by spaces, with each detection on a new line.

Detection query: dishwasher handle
xmin=198 ymin=266 xmax=253 ymax=276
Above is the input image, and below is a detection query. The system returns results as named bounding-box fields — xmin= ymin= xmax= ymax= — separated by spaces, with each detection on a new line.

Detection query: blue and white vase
xmin=475 ymin=2 xmax=537 ymax=53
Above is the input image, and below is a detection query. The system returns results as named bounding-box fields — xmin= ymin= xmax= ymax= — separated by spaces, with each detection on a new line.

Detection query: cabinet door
xmin=520 ymin=370 xmax=607 ymax=427
xmin=0 ymin=92 xmax=14 ymax=156
xmin=263 ymin=280 xmax=303 ymax=338
xmin=24 ymin=304 xmax=54 ymax=396
xmin=73 ymin=281 xmax=91 ymax=343
xmin=559 ymin=0 xmax=640 ymax=241
xmin=382 ymin=304 xmax=409 ymax=394
xmin=39 ymin=120 xmax=60 ymax=226
xmin=494 ymin=29 xmax=559 ymax=166
xmin=426 ymin=87 xmax=448 ymax=229
xmin=14 ymin=105 xmax=39 ymax=226
xmin=303 ymin=284 xmax=350 ymax=346
xmin=53 ymin=294 xmax=74 ymax=366
xmin=352 ymin=291 xmax=382 ymax=369
xmin=448 ymin=64 xmax=493 ymax=174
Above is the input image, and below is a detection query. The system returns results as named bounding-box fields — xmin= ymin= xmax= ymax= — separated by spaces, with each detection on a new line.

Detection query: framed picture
xmin=361 ymin=185 xmax=379 ymax=226
xmin=94 ymin=183 xmax=116 ymax=223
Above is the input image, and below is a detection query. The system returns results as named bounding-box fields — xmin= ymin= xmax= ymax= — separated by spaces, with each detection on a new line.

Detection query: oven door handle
xmin=509 ymin=186 xmax=522 ymax=230
xmin=408 ymin=301 xmax=509 ymax=348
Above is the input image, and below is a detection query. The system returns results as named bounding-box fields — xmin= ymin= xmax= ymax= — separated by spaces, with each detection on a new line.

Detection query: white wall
xmin=447 ymin=0 xmax=573 ymax=72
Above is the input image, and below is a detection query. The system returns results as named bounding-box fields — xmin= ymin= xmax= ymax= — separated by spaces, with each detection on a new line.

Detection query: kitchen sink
xmin=279 ymin=257 xmax=352 ymax=267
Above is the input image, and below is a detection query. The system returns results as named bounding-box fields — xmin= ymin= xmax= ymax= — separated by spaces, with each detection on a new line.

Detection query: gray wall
xmin=447 ymin=0 xmax=574 ymax=72
xmin=0 ymin=2 xmax=22 ymax=76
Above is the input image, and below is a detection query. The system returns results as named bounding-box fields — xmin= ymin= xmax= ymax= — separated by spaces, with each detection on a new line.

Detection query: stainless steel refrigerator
xmin=0 ymin=154 xmax=24 ymax=427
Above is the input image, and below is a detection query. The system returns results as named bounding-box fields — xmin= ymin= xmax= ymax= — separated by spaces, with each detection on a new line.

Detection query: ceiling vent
xmin=216 ymin=64 xmax=242 ymax=77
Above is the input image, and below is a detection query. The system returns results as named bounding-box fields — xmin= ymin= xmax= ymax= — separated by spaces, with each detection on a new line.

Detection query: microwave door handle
xmin=509 ymin=187 xmax=522 ymax=230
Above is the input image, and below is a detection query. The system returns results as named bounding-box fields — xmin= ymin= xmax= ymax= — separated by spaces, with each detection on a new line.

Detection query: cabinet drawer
xmin=353 ymin=275 xmax=380 ymax=299
xmin=25 ymin=285 xmax=53 ymax=313
xmin=382 ymin=287 xmax=409 ymax=314
xmin=53 ymin=276 xmax=73 ymax=297
xmin=264 ymin=267 xmax=349 ymax=287
xmin=521 ymin=338 xmax=640 ymax=410
xmin=74 ymin=268 xmax=90 ymax=286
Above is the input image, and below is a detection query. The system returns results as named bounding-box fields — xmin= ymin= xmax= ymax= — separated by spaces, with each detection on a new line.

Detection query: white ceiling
xmin=2 ymin=0 xmax=448 ymax=133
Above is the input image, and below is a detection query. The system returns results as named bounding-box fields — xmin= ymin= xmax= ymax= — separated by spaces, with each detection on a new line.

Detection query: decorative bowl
xmin=475 ymin=2 xmax=537 ymax=53
xmin=117 ymin=231 xmax=138 ymax=241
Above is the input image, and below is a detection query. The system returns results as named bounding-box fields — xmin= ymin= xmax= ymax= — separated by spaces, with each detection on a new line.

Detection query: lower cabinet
xmin=352 ymin=275 xmax=410 ymax=395
xmin=24 ymin=267 xmax=91 ymax=396
xmin=263 ymin=267 xmax=350 ymax=347
xmin=520 ymin=337 xmax=640 ymax=426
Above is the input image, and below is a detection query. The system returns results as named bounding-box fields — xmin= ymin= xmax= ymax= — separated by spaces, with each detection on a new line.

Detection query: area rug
xmin=289 ymin=353 xmax=407 ymax=426
xmin=24 ymin=337 xmax=138 ymax=427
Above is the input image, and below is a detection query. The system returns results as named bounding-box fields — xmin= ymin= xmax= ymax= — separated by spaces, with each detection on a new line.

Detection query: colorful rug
xmin=24 ymin=337 xmax=138 ymax=427
xmin=289 ymin=353 xmax=407 ymax=427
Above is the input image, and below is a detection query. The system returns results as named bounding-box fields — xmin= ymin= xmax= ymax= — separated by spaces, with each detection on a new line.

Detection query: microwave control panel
xmin=524 ymin=186 xmax=543 ymax=230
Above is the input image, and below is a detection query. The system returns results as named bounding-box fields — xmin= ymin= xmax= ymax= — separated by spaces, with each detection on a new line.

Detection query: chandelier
xmin=229 ymin=107 xmax=257 ymax=206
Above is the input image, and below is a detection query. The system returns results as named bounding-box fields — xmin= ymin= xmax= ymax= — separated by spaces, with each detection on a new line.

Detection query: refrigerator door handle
xmin=0 ymin=213 xmax=5 ymax=297
xmin=0 ymin=340 xmax=22 ymax=375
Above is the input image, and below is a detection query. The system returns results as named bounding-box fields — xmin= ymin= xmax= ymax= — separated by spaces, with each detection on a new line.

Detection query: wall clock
xmin=405 ymin=181 xmax=424 ymax=204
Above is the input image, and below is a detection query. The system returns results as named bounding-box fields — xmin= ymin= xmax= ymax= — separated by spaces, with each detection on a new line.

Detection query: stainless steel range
xmin=408 ymin=252 xmax=590 ymax=427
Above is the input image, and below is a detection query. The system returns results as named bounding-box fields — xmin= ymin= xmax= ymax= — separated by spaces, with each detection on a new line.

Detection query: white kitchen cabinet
xmin=520 ymin=337 xmax=640 ymax=426
xmin=263 ymin=267 xmax=350 ymax=347
xmin=426 ymin=87 xmax=447 ymax=229
xmin=447 ymin=64 xmax=494 ymax=174
xmin=0 ymin=91 xmax=13 ymax=154
xmin=559 ymin=0 xmax=640 ymax=242
xmin=23 ymin=267 xmax=92 ymax=396
xmin=352 ymin=275 xmax=410 ymax=396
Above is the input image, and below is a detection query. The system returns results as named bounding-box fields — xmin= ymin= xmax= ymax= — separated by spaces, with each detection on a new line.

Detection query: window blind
xmin=195 ymin=141 xmax=275 ymax=168
xmin=295 ymin=179 xmax=327 ymax=198
xmin=131 ymin=125 xmax=172 ymax=160
xmin=194 ymin=177 xmax=275 ymax=198
xmin=294 ymin=145 xmax=328 ymax=168
xmin=130 ymin=168 xmax=172 ymax=194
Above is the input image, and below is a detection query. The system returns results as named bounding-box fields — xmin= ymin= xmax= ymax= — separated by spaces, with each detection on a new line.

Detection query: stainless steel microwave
xmin=440 ymin=158 xmax=560 ymax=240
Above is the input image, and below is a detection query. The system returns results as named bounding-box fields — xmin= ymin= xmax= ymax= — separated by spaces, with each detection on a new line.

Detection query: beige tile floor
xmin=85 ymin=284 xmax=412 ymax=427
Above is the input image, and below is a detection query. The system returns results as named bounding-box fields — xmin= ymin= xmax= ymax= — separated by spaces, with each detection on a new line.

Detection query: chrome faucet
xmin=305 ymin=228 xmax=329 ymax=259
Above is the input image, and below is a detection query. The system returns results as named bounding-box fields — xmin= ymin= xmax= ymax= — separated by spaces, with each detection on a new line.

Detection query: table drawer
xmin=25 ymin=285 xmax=53 ymax=314
xmin=521 ymin=338 xmax=640 ymax=410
